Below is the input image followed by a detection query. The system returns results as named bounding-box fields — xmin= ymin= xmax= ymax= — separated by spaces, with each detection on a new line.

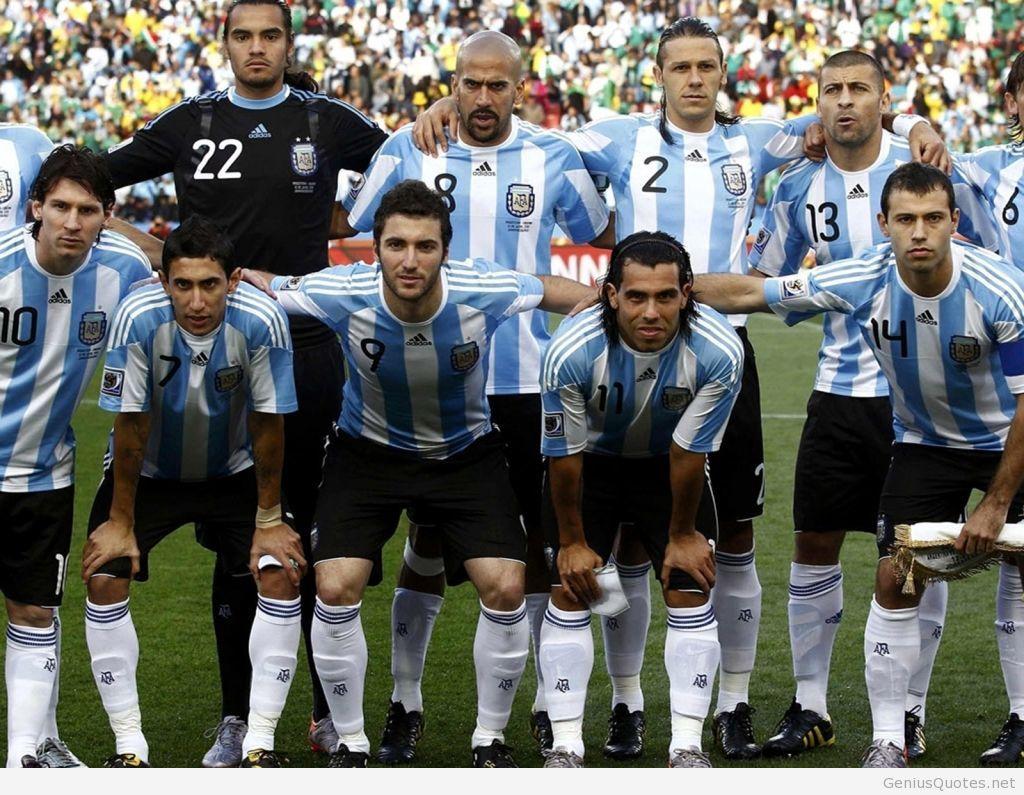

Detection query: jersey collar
xmin=453 ymin=115 xmax=520 ymax=151
xmin=827 ymin=130 xmax=893 ymax=176
xmin=377 ymin=267 xmax=450 ymax=326
xmin=893 ymin=241 xmax=963 ymax=302
xmin=663 ymin=115 xmax=717 ymax=141
xmin=228 ymin=85 xmax=290 ymax=109
xmin=23 ymin=227 xmax=94 ymax=279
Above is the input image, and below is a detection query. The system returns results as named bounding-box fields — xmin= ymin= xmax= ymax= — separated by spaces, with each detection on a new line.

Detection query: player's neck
xmin=34 ymin=243 xmax=86 ymax=277
xmin=663 ymin=107 xmax=715 ymax=135
xmin=825 ymin=129 xmax=883 ymax=172
xmin=897 ymin=253 xmax=954 ymax=298
xmin=234 ymin=77 xmax=286 ymax=101
xmin=383 ymin=280 xmax=444 ymax=323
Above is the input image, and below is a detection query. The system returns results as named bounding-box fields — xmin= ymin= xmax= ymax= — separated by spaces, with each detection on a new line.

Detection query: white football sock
xmin=996 ymin=562 xmax=1024 ymax=714
xmin=85 ymin=598 xmax=147 ymax=760
xmin=5 ymin=621 xmax=57 ymax=767
xmin=242 ymin=595 xmax=301 ymax=754
xmin=789 ymin=562 xmax=843 ymax=717
xmin=39 ymin=609 xmax=61 ymax=742
xmin=526 ymin=592 xmax=549 ymax=712
xmin=310 ymin=598 xmax=369 ymax=753
xmin=665 ymin=604 xmax=720 ymax=753
xmin=539 ymin=601 xmax=592 ymax=757
xmin=471 ymin=601 xmax=529 ymax=749
xmin=713 ymin=547 xmax=761 ymax=714
xmin=864 ymin=597 xmax=919 ymax=748
xmin=390 ymin=588 xmax=443 ymax=713
xmin=906 ymin=580 xmax=948 ymax=723
xmin=603 ymin=559 xmax=650 ymax=712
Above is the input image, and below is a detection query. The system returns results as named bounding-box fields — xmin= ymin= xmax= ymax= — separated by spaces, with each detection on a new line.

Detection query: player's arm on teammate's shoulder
xmin=105 ymin=217 xmax=164 ymax=270
xmin=958 ymin=393 xmax=1024 ymax=556
xmin=663 ymin=443 xmax=716 ymax=592
xmin=411 ymin=96 xmax=459 ymax=156
xmin=247 ymin=411 xmax=305 ymax=586
xmin=547 ymin=453 xmax=601 ymax=605
xmin=537 ymin=274 xmax=599 ymax=314
xmin=588 ymin=212 xmax=616 ymax=249
xmin=329 ymin=202 xmax=359 ymax=239
xmin=691 ymin=273 xmax=772 ymax=314
xmin=883 ymin=113 xmax=952 ymax=174
xmin=82 ymin=412 xmax=150 ymax=581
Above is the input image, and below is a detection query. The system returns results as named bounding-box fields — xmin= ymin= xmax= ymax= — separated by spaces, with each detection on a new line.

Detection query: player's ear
xmin=227 ymin=266 xmax=242 ymax=293
xmin=158 ymin=266 xmax=170 ymax=292
xmin=877 ymin=211 xmax=890 ymax=238
xmin=604 ymin=282 xmax=620 ymax=310
xmin=30 ymin=200 xmax=42 ymax=221
xmin=950 ymin=207 xmax=960 ymax=235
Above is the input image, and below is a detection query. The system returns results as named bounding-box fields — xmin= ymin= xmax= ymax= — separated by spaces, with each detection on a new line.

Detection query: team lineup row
xmin=3 ymin=0 xmax=1024 ymax=770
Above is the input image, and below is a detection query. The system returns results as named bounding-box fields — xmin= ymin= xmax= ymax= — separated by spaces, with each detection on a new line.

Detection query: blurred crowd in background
xmin=1 ymin=0 xmax=1021 ymax=226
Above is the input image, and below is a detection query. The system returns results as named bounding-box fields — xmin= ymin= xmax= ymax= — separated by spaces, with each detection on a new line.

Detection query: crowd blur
xmin=1 ymin=0 xmax=1021 ymax=224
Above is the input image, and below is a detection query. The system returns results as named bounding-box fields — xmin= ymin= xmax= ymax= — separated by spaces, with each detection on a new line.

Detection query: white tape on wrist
xmin=893 ymin=113 xmax=929 ymax=139
xmin=255 ymin=504 xmax=282 ymax=529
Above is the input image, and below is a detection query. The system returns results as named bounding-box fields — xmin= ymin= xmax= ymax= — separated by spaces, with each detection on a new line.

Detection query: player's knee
xmin=477 ymin=569 xmax=525 ymax=612
xmin=794 ymin=530 xmax=844 ymax=565
xmin=87 ymin=574 xmax=130 ymax=605
xmin=5 ymin=600 xmax=55 ymax=628
xmin=717 ymin=519 xmax=754 ymax=552
xmin=550 ymin=586 xmax=583 ymax=612
xmin=874 ymin=557 xmax=921 ymax=609
xmin=664 ymin=588 xmax=709 ymax=609
xmin=315 ymin=577 xmax=362 ymax=607
xmin=257 ymin=567 xmax=298 ymax=600
xmin=614 ymin=529 xmax=649 ymax=566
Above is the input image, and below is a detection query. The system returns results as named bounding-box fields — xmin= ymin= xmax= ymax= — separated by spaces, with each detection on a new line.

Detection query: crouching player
xmin=538 ymin=232 xmax=743 ymax=767
xmin=81 ymin=216 xmax=301 ymax=767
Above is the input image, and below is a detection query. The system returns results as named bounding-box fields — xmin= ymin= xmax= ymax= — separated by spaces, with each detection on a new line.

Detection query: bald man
xmin=335 ymin=30 xmax=610 ymax=764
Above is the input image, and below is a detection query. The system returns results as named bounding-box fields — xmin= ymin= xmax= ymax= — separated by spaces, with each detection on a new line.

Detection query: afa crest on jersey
xmin=661 ymin=386 xmax=693 ymax=412
xmin=506 ymin=183 xmax=535 ymax=218
xmin=720 ymin=164 xmax=747 ymax=196
xmin=949 ymin=335 xmax=981 ymax=365
xmin=290 ymin=142 xmax=318 ymax=176
xmin=215 ymin=364 xmax=244 ymax=392
xmin=0 ymin=169 xmax=11 ymax=203
xmin=450 ymin=341 xmax=480 ymax=372
xmin=78 ymin=311 xmax=107 ymax=346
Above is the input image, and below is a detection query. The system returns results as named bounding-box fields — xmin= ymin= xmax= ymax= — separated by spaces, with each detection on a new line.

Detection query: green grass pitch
xmin=0 ymin=313 xmax=1012 ymax=767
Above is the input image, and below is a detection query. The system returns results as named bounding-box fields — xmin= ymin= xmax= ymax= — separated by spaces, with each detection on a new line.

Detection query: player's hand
xmin=250 ymin=523 xmax=307 ymax=586
xmin=954 ymin=502 xmax=1005 ymax=556
xmin=568 ymin=290 xmax=600 ymax=317
xmin=240 ymin=268 xmax=277 ymax=299
xmin=557 ymin=542 xmax=603 ymax=605
xmin=803 ymin=123 xmax=826 ymax=162
xmin=661 ymin=531 xmax=715 ymax=593
xmin=412 ymin=97 xmax=458 ymax=156
xmin=82 ymin=519 xmax=140 ymax=581
xmin=908 ymin=121 xmax=952 ymax=175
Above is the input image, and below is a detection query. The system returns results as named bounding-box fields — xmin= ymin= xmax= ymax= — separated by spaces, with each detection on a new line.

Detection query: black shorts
xmin=488 ymin=393 xmax=542 ymax=536
xmin=794 ymin=391 xmax=894 ymax=534
xmin=708 ymin=326 xmax=764 ymax=523
xmin=543 ymin=453 xmax=718 ymax=593
xmin=89 ymin=469 xmax=260 ymax=581
xmin=877 ymin=443 xmax=1024 ymax=556
xmin=312 ymin=430 xmax=525 ymax=586
xmin=0 ymin=486 xmax=74 ymax=607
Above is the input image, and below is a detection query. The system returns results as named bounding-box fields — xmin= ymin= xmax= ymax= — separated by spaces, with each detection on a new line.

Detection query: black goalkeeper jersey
xmin=105 ymin=85 xmax=385 ymax=310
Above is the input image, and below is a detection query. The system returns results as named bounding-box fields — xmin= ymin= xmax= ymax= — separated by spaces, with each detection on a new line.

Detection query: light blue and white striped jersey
xmin=0 ymin=124 xmax=54 ymax=231
xmin=271 ymin=258 xmax=544 ymax=459
xmin=541 ymin=304 xmax=743 ymax=458
xmin=954 ymin=143 xmax=1024 ymax=266
xmin=344 ymin=118 xmax=608 ymax=394
xmin=0 ymin=227 xmax=151 ymax=492
xmin=764 ymin=241 xmax=1024 ymax=451
xmin=749 ymin=132 xmax=996 ymax=398
xmin=99 ymin=282 xmax=297 ymax=481
xmin=571 ymin=113 xmax=816 ymax=324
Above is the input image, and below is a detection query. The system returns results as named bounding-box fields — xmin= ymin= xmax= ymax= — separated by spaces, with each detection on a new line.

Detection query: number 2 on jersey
xmin=193 ymin=139 xmax=243 ymax=180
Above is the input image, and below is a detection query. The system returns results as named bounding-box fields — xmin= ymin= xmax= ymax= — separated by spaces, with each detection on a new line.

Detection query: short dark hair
xmin=372 ymin=180 xmax=453 ymax=252
xmin=30 ymin=145 xmax=116 ymax=240
xmin=1006 ymin=50 xmax=1024 ymax=143
xmin=222 ymin=0 xmax=319 ymax=92
xmin=880 ymin=162 xmax=956 ymax=218
xmin=161 ymin=216 xmax=235 ymax=277
xmin=655 ymin=17 xmax=738 ymax=145
xmin=820 ymin=50 xmax=886 ymax=94
xmin=601 ymin=231 xmax=698 ymax=346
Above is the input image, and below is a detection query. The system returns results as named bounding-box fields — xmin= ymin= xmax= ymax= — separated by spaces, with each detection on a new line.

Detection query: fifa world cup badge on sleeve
xmin=752 ymin=227 xmax=771 ymax=256
xmin=781 ymin=275 xmax=807 ymax=299
xmin=101 ymin=367 xmax=125 ymax=397
xmin=543 ymin=412 xmax=565 ymax=438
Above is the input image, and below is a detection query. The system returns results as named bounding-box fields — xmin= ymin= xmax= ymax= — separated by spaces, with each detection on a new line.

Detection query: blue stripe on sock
xmin=715 ymin=550 xmax=755 ymax=567
xmin=85 ymin=603 xmax=130 ymax=624
xmin=789 ymin=572 xmax=843 ymax=598
xmin=666 ymin=606 xmax=716 ymax=630
xmin=314 ymin=603 xmax=359 ymax=624
xmin=542 ymin=608 xmax=591 ymax=629
xmin=482 ymin=605 xmax=527 ymax=625
xmin=6 ymin=625 xmax=57 ymax=647
xmin=258 ymin=597 xmax=301 ymax=618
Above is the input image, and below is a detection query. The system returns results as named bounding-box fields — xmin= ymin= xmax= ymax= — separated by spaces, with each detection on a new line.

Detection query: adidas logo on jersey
xmin=472 ymin=161 xmax=495 ymax=176
xmin=636 ymin=367 xmax=657 ymax=382
xmin=248 ymin=123 xmax=272 ymax=139
xmin=48 ymin=289 xmax=71 ymax=304
xmin=685 ymin=149 xmax=706 ymax=162
xmin=847 ymin=183 xmax=868 ymax=199
xmin=191 ymin=351 xmax=210 ymax=366
xmin=916 ymin=310 xmax=937 ymax=326
xmin=405 ymin=333 xmax=432 ymax=346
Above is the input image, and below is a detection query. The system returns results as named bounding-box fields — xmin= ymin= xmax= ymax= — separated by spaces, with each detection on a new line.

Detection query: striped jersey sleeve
xmin=225 ymin=284 xmax=296 ymax=414
xmin=747 ymin=159 xmax=816 ymax=277
xmin=0 ymin=124 xmax=54 ymax=232
xmin=100 ymin=286 xmax=164 ymax=412
xmin=763 ymin=247 xmax=891 ymax=322
xmin=342 ymin=126 xmax=412 ymax=231
xmin=270 ymin=262 xmax=379 ymax=328
xmin=742 ymin=114 xmax=818 ymax=174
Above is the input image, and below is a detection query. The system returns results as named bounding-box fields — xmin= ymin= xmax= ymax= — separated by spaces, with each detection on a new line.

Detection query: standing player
xmin=745 ymin=51 xmax=994 ymax=759
xmin=102 ymin=0 xmax=388 ymax=764
xmin=336 ymin=30 xmax=609 ymax=761
xmin=0 ymin=144 xmax=151 ymax=767
xmin=694 ymin=162 xmax=1024 ymax=767
xmin=943 ymin=50 xmax=1024 ymax=765
xmin=81 ymin=216 xmax=299 ymax=768
xmin=539 ymin=232 xmax=742 ymax=768
xmin=252 ymin=179 xmax=594 ymax=767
